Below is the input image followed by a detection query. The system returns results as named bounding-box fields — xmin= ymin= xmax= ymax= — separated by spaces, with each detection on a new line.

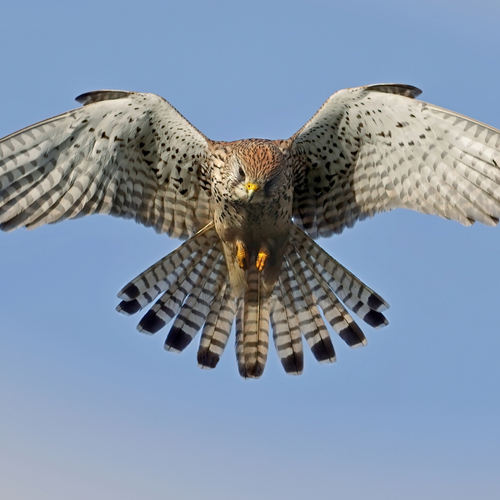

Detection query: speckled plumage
xmin=1 ymin=83 xmax=500 ymax=378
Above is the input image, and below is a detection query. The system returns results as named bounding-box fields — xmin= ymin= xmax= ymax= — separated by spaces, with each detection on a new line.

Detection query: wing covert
xmin=290 ymin=84 xmax=500 ymax=237
xmin=0 ymin=91 xmax=213 ymax=238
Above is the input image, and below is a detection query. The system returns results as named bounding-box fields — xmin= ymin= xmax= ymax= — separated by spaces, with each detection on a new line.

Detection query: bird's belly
xmin=216 ymin=220 xmax=291 ymax=297
xmin=213 ymin=197 xmax=292 ymax=295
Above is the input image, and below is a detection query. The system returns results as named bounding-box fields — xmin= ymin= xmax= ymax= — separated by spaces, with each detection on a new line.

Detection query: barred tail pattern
xmin=115 ymin=223 xmax=388 ymax=379
xmin=269 ymin=283 xmax=303 ymax=375
xmin=285 ymin=249 xmax=366 ymax=348
xmin=116 ymin=222 xmax=219 ymax=315
xmin=197 ymin=283 xmax=237 ymax=369
xmin=268 ymin=226 xmax=388 ymax=376
xmin=280 ymin=254 xmax=336 ymax=364
xmin=235 ymin=268 xmax=271 ymax=378
xmin=116 ymin=222 xmax=235 ymax=360
xmin=290 ymin=224 xmax=389 ymax=326
xmin=164 ymin=254 xmax=225 ymax=353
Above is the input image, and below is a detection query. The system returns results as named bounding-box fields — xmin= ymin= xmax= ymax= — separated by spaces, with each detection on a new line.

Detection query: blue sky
xmin=1 ymin=1 xmax=499 ymax=498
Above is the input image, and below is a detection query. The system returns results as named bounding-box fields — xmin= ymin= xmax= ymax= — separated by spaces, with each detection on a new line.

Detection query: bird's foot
xmin=256 ymin=249 xmax=269 ymax=272
xmin=236 ymin=241 xmax=249 ymax=270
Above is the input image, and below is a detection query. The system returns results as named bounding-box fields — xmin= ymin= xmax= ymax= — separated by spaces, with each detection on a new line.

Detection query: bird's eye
xmin=238 ymin=166 xmax=245 ymax=178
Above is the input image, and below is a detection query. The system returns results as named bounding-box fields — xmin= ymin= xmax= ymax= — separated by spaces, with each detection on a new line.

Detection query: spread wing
xmin=0 ymin=90 xmax=213 ymax=238
xmin=290 ymin=84 xmax=500 ymax=238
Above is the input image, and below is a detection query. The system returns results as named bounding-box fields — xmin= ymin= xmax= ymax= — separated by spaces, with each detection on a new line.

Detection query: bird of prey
xmin=1 ymin=84 xmax=500 ymax=378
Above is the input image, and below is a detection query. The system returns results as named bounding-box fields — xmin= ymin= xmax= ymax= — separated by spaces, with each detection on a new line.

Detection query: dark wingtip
xmin=75 ymin=90 xmax=136 ymax=106
xmin=366 ymin=84 xmax=423 ymax=99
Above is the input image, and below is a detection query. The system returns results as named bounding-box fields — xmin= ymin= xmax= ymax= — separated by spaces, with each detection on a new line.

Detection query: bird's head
xmin=228 ymin=140 xmax=289 ymax=203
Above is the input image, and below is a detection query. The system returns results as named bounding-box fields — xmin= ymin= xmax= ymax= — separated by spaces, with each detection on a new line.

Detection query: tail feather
xmin=116 ymin=222 xmax=239 ymax=369
xmin=137 ymin=247 xmax=219 ymax=334
xmin=198 ymin=283 xmax=237 ymax=370
xmin=235 ymin=300 xmax=246 ymax=377
xmin=270 ymin=281 xmax=304 ymax=375
xmin=290 ymin=225 xmax=389 ymax=326
xmin=116 ymin=247 xmax=205 ymax=315
xmin=285 ymin=248 xmax=367 ymax=348
xmin=116 ymin=222 xmax=218 ymax=314
xmin=235 ymin=268 xmax=271 ymax=378
xmin=282 ymin=253 xmax=336 ymax=364
xmin=112 ymin=221 xmax=390 ymax=377
xmin=165 ymin=255 xmax=225 ymax=352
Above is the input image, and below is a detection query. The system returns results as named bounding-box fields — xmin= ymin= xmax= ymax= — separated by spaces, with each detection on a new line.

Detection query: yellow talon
xmin=256 ymin=250 xmax=269 ymax=272
xmin=236 ymin=241 xmax=249 ymax=270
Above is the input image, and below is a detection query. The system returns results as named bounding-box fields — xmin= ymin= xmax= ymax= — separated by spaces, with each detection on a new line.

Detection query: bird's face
xmin=227 ymin=140 xmax=288 ymax=204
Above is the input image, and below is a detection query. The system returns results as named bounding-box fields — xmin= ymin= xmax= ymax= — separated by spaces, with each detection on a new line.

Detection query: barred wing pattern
xmin=291 ymin=84 xmax=500 ymax=237
xmin=3 ymin=83 xmax=500 ymax=378
xmin=0 ymin=91 xmax=212 ymax=238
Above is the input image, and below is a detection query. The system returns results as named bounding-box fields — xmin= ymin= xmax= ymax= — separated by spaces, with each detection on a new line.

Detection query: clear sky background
xmin=1 ymin=1 xmax=499 ymax=499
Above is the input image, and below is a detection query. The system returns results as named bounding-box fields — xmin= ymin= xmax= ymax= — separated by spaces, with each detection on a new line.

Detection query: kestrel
xmin=1 ymin=84 xmax=500 ymax=378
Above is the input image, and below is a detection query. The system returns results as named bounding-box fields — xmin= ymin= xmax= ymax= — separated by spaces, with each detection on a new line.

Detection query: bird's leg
xmin=236 ymin=240 xmax=250 ymax=270
xmin=256 ymin=248 xmax=270 ymax=272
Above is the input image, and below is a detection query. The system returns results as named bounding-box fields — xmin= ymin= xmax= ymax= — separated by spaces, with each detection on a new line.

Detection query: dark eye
xmin=238 ymin=166 xmax=245 ymax=178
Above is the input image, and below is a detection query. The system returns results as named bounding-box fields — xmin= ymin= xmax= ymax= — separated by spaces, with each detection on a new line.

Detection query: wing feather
xmin=0 ymin=90 xmax=213 ymax=237
xmin=290 ymin=84 xmax=500 ymax=235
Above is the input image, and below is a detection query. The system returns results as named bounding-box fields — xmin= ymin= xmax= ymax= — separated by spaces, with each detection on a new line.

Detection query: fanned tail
xmin=136 ymin=248 xmax=219 ymax=335
xmin=116 ymin=222 xmax=218 ymax=315
xmin=115 ymin=222 xmax=389 ymax=378
xmin=269 ymin=225 xmax=388 ymax=369
xmin=116 ymin=222 xmax=234 ymax=358
xmin=163 ymin=254 xmax=225 ymax=352
xmin=281 ymin=252 xmax=336 ymax=364
xmin=290 ymin=224 xmax=389 ymax=328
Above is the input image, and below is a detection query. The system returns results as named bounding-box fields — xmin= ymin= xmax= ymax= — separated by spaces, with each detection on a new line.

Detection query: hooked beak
xmin=246 ymin=182 xmax=260 ymax=202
